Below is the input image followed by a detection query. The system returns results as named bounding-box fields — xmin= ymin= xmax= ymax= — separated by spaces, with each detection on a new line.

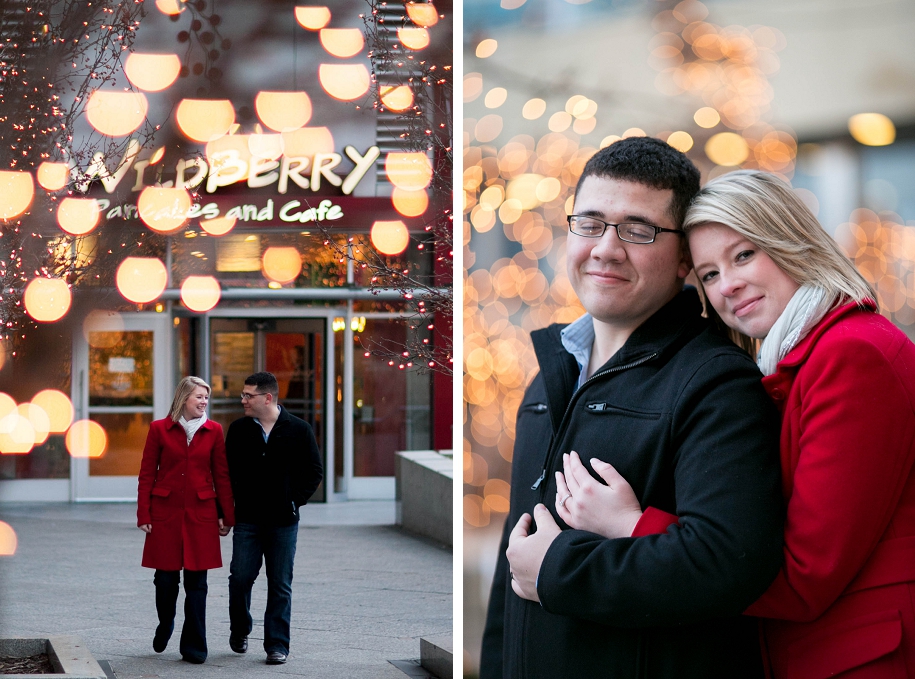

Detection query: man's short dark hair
xmin=245 ymin=371 xmax=279 ymax=398
xmin=574 ymin=136 xmax=700 ymax=228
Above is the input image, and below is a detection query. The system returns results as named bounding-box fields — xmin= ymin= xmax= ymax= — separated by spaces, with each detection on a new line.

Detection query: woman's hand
xmin=555 ymin=451 xmax=644 ymax=539
xmin=218 ymin=518 xmax=230 ymax=537
xmin=139 ymin=524 xmax=152 ymax=534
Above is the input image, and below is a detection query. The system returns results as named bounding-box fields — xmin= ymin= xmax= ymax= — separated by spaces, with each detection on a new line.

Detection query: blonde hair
xmin=684 ymin=170 xmax=876 ymax=352
xmin=169 ymin=376 xmax=210 ymax=422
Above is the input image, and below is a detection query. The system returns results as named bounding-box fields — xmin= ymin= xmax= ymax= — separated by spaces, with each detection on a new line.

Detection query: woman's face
xmin=182 ymin=385 xmax=209 ymax=420
xmin=688 ymin=222 xmax=800 ymax=339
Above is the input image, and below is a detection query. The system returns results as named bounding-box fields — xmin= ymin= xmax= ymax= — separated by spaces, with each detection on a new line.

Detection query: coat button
xmin=770 ymin=388 xmax=785 ymax=400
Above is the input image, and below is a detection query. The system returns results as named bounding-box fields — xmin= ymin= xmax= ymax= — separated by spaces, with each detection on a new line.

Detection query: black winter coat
xmin=480 ymin=289 xmax=784 ymax=679
xmin=225 ymin=405 xmax=323 ymax=526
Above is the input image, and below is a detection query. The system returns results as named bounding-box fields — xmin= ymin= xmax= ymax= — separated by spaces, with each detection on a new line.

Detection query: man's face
xmin=241 ymin=386 xmax=273 ymax=418
xmin=567 ymin=176 xmax=691 ymax=332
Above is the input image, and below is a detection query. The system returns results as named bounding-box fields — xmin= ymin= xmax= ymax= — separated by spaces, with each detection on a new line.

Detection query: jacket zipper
xmin=531 ymin=352 xmax=659 ymax=493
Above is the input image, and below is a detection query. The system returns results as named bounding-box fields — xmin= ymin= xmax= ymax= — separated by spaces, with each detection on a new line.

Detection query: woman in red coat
xmin=137 ymin=376 xmax=235 ymax=664
xmin=555 ymin=170 xmax=915 ymax=677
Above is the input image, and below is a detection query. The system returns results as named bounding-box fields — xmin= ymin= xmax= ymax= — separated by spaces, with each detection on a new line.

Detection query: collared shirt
xmin=560 ymin=312 xmax=595 ymax=389
xmin=252 ymin=406 xmax=281 ymax=442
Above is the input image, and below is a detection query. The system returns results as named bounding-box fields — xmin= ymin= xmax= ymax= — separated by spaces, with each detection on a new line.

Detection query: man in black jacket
xmin=480 ymin=137 xmax=784 ymax=678
xmin=225 ymin=371 xmax=323 ymax=665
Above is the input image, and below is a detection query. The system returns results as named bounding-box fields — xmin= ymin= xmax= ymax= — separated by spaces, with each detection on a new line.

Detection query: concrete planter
xmin=0 ymin=636 xmax=106 ymax=679
xmin=395 ymin=450 xmax=453 ymax=547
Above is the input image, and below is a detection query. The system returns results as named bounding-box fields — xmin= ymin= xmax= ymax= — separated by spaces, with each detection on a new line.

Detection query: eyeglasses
xmin=240 ymin=392 xmax=267 ymax=401
xmin=567 ymin=215 xmax=685 ymax=244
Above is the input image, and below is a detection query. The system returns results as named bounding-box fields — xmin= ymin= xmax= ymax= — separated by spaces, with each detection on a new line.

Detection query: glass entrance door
xmin=209 ymin=318 xmax=326 ymax=500
xmin=72 ymin=312 xmax=171 ymax=500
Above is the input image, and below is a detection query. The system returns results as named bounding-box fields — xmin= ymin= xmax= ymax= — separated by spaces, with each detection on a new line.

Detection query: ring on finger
xmin=558 ymin=493 xmax=572 ymax=508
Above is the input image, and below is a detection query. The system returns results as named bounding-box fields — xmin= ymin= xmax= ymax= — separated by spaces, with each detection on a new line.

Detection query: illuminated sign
xmin=75 ymin=139 xmax=381 ymax=196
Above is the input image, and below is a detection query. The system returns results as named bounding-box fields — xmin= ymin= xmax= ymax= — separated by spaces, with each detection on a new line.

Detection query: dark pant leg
xmin=262 ymin=523 xmax=298 ymax=655
xmin=229 ymin=523 xmax=263 ymax=639
xmin=179 ymin=570 xmax=208 ymax=661
xmin=153 ymin=570 xmax=179 ymax=648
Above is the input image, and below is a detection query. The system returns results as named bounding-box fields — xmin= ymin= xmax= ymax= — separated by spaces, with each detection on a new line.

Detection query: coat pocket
xmin=150 ymin=486 xmax=173 ymax=521
xmin=195 ymin=487 xmax=218 ymax=522
xmin=787 ymin=609 xmax=905 ymax=679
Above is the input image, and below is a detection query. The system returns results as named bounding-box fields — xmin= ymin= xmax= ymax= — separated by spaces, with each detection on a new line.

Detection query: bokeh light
xmin=522 ymin=98 xmax=546 ymax=120
xmin=116 ymin=257 xmax=168 ymax=304
xmin=138 ymin=187 xmax=192 ymax=233
xmin=255 ymin=91 xmax=312 ymax=132
xmin=262 ymin=247 xmax=302 ymax=284
xmin=694 ymin=106 xmax=721 ymax=128
xmin=0 ymin=170 xmax=35 ymax=220
xmin=398 ymin=27 xmax=430 ymax=50
xmin=66 ymin=420 xmax=108 ymax=458
xmin=124 ymin=53 xmax=181 ymax=92
xmin=175 ymin=99 xmax=236 ymax=142
xmin=385 ymin=152 xmax=433 ymax=190
xmin=476 ymin=39 xmax=497 ymax=58
xmin=848 ymin=113 xmax=895 ymax=146
xmin=318 ymin=64 xmax=370 ymax=101
xmin=282 ymin=127 xmax=335 ymax=157
xmin=406 ymin=1 xmax=438 ymax=27
xmin=18 ymin=403 xmax=50 ymax=446
xmin=36 ymin=162 xmax=69 ymax=191
xmin=666 ymin=130 xmax=694 ymax=152
xmin=294 ymin=6 xmax=331 ymax=30
xmin=85 ymin=91 xmax=148 ymax=137
xmin=705 ymin=132 xmax=750 ymax=166
xmin=0 ymin=411 xmax=35 ymax=454
xmin=200 ymin=215 xmax=237 ymax=236
xmin=155 ymin=0 xmax=185 ymax=14
xmin=31 ymin=390 xmax=74 ymax=433
xmin=392 ymin=187 xmax=428 ymax=217
xmin=319 ymin=28 xmax=364 ymax=58
xmin=381 ymin=85 xmax=414 ymax=112
xmin=57 ymin=197 xmax=100 ymax=235
xmin=180 ymin=276 xmax=221 ymax=312
xmin=23 ymin=277 xmax=71 ymax=322
xmin=371 ymin=220 xmax=410 ymax=255
xmin=0 ymin=522 xmax=16 ymax=556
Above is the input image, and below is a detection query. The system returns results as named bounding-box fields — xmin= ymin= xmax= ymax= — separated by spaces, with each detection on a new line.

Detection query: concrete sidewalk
xmin=0 ymin=501 xmax=452 ymax=678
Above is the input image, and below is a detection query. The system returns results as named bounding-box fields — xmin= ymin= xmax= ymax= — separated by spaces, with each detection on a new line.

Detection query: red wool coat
xmin=137 ymin=418 xmax=235 ymax=571
xmin=634 ymin=302 xmax=915 ymax=678
xmin=744 ymin=301 xmax=915 ymax=678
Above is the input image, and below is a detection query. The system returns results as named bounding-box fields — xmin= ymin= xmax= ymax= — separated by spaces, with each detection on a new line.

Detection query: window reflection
xmin=88 ymin=331 xmax=153 ymax=407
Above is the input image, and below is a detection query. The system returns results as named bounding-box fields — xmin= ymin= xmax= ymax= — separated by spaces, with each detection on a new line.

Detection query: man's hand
xmin=506 ymin=504 xmax=561 ymax=603
xmin=218 ymin=518 xmax=230 ymax=536
xmin=555 ymin=451 xmax=643 ymax=539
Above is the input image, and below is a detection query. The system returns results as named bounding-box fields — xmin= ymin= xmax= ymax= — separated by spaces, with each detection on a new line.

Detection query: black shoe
xmin=153 ymin=624 xmax=173 ymax=653
xmin=229 ymin=635 xmax=248 ymax=654
xmin=181 ymin=654 xmax=206 ymax=664
xmin=266 ymin=651 xmax=287 ymax=665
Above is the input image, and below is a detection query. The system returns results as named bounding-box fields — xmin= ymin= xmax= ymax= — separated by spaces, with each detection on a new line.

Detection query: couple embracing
xmin=482 ymin=137 xmax=915 ymax=678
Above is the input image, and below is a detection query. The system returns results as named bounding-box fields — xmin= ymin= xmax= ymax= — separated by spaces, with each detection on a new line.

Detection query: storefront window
xmin=352 ymin=319 xmax=431 ymax=477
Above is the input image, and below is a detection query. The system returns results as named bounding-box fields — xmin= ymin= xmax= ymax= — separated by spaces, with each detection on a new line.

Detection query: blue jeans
xmin=228 ymin=523 xmax=298 ymax=654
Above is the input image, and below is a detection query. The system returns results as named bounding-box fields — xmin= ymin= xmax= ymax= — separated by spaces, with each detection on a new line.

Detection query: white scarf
xmin=179 ymin=412 xmax=207 ymax=444
xmin=757 ymin=285 xmax=834 ymax=376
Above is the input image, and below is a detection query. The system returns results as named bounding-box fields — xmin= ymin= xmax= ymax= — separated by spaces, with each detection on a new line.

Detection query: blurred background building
xmin=0 ymin=0 xmax=452 ymax=506
xmin=462 ymin=0 xmax=915 ymax=674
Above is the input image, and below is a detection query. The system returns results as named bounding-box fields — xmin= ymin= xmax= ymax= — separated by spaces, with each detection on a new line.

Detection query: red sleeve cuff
xmin=631 ymin=506 xmax=680 ymax=537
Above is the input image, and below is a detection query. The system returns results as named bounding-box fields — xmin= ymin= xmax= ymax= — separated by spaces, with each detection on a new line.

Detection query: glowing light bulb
xmin=295 ymin=6 xmax=331 ymax=30
xmin=138 ymin=187 xmax=191 ymax=233
xmin=175 ymin=99 xmax=235 ymax=142
xmin=31 ymin=390 xmax=74 ymax=433
xmin=262 ymin=247 xmax=302 ymax=284
xmin=406 ymin=2 xmax=438 ymax=26
xmin=319 ymin=28 xmax=364 ymax=58
xmin=385 ymin=152 xmax=433 ymax=190
xmin=36 ymin=162 xmax=69 ymax=191
xmin=66 ymin=419 xmax=108 ymax=458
